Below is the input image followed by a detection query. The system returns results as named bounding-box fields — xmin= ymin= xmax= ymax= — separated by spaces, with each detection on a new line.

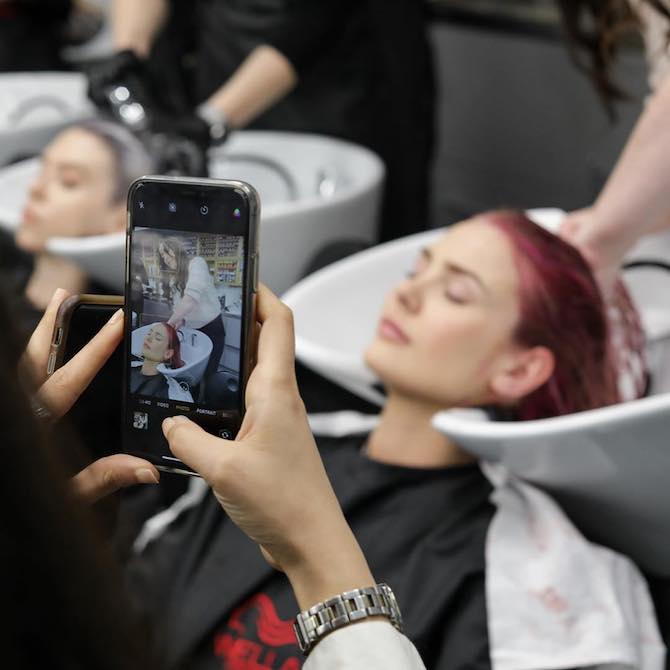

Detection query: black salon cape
xmin=126 ymin=434 xmax=494 ymax=670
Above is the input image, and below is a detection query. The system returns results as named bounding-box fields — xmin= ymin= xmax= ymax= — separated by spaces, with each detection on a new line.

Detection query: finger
xmin=39 ymin=308 xmax=124 ymax=418
xmin=71 ymin=455 xmax=160 ymax=505
xmin=162 ymin=415 xmax=232 ymax=480
xmin=252 ymin=284 xmax=296 ymax=384
xmin=20 ymin=288 xmax=70 ymax=384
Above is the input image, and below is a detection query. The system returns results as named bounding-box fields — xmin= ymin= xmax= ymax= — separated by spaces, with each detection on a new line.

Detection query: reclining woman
xmin=129 ymin=210 xmax=644 ymax=670
xmin=3 ymin=118 xmax=152 ymax=320
xmin=130 ymin=322 xmax=186 ymax=400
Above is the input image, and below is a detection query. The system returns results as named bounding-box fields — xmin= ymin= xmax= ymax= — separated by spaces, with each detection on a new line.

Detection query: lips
xmin=378 ymin=317 xmax=410 ymax=344
xmin=21 ymin=205 xmax=39 ymax=226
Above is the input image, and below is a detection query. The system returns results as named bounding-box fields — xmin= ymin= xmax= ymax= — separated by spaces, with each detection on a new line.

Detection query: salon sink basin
xmin=0 ymin=72 xmax=95 ymax=165
xmin=0 ymin=72 xmax=384 ymax=294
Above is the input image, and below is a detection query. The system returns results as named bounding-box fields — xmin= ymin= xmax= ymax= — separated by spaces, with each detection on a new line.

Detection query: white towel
xmin=483 ymin=463 xmax=665 ymax=670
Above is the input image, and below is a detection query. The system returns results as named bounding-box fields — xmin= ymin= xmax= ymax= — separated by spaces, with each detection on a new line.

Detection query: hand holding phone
xmin=161 ymin=286 xmax=372 ymax=609
xmin=24 ymin=289 xmax=161 ymax=502
xmin=123 ymin=176 xmax=260 ymax=475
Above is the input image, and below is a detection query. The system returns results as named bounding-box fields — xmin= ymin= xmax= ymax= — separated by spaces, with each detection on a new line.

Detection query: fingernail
xmin=135 ymin=468 xmax=159 ymax=484
xmin=108 ymin=308 xmax=124 ymax=324
xmin=162 ymin=417 xmax=174 ymax=433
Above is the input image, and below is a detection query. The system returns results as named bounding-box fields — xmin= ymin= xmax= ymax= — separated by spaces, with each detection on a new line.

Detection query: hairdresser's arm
xmin=22 ymin=289 xmax=160 ymax=504
xmin=167 ymin=258 xmax=209 ymax=327
xmin=203 ymin=46 xmax=297 ymax=129
xmin=111 ymin=0 xmax=168 ymax=58
xmin=562 ymin=73 xmax=670 ymax=292
xmin=199 ymin=2 xmax=344 ymax=129
xmin=167 ymin=294 xmax=196 ymax=329
xmin=162 ymin=287 xmax=425 ymax=668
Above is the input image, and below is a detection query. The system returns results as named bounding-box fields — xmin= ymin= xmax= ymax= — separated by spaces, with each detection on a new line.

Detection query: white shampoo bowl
xmin=131 ymin=323 xmax=213 ymax=388
xmin=0 ymin=72 xmax=95 ymax=166
xmin=432 ymin=393 xmax=670 ymax=577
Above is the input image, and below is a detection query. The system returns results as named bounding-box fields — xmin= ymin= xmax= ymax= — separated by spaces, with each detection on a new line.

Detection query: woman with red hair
xmin=129 ymin=321 xmax=184 ymax=400
xmin=145 ymin=211 xmax=648 ymax=670
xmin=3 ymin=223 xmax=648 ymax=668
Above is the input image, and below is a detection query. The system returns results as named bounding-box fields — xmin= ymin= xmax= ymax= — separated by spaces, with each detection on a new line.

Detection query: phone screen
xmin=123 ymin=178 xmax=258 ymax=473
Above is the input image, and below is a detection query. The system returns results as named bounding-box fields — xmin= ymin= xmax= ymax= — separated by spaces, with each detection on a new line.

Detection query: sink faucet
xmin=191 ymin=333 xmax=197 ymax=347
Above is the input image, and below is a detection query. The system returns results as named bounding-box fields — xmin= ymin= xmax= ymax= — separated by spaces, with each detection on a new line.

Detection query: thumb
xmin=162 ymin=415 xmax=233 ymax=479
xmin=72 ymin=455 xmax=160 ymax=505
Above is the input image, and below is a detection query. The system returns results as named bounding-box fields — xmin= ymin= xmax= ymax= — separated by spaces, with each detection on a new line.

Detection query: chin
xmin=364 ymin=341 xmax=414 ymax=391
xmin=14 ymin=227 xmax=45 ymax=254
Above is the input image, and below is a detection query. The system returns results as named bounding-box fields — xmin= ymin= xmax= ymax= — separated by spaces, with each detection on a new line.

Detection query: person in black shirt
xmin=89 ymin=0 xmax=434 ymax=242
xmin=130 ymin=211 xmax=641 ymax=669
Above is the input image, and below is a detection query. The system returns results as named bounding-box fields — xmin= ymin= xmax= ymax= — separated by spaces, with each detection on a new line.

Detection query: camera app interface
xmin=125 ymin=189 xmax=249 ymax=466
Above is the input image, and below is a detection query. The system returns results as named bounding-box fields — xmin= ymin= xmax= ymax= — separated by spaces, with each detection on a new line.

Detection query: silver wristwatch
xmin=293 ymin=583 xmax=404 ymax=656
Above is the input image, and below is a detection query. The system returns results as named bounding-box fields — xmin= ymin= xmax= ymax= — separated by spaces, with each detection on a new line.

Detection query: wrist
xmin=283 ymin=524 xmax=375 ymax=611
xmin=196 ymin=102 xmax=230 ymax=144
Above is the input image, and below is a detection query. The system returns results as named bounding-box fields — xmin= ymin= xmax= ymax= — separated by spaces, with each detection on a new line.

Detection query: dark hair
xmin=158 ymin=236 xmax=189 ymax=294
xmin=73 ymin=119 xmax=154 ymax=203
xmin=483 ymin=210 xmax=624 ymax=419
xmin=556 ymin=0 xmax=670 ymax=108
xmin=0 ymin=290 xmax=152 ymax=668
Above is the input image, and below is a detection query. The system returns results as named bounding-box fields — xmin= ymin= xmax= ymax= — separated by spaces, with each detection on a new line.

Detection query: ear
xmin=164 ymin=347 xmax=174 ymax=363
xmin=489 ymin=346 xmax=555 ymax=404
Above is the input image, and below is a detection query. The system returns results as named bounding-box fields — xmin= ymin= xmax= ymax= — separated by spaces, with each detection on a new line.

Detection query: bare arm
xmin=563 ymin=73 xmax=670 ymax=287
xmin=203 ymin=45 xmax=298 ymax=128
xmin=112 ymin=0 xmax=168 ymax=58
xmin=167 ymin=293 xmax=197 ymax=328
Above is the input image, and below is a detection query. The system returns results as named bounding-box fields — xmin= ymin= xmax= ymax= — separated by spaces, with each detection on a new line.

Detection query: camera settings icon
xmin=133 ymin=411 xmax=149 ymax=430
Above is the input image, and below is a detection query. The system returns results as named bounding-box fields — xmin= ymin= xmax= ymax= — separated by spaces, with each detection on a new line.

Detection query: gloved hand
xmin=146 ymin=112 xmax=211 ymax=177
xmin=86 ymin=50 xmax=159 ymax=131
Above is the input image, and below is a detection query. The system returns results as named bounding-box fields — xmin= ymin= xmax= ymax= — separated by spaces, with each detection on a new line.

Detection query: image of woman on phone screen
xmin=129 ymin=322 xmax=185 ymax=400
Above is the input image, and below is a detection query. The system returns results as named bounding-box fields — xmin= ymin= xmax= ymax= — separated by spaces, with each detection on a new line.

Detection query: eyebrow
xmin=422 ymin=247 xmax=488 ymax=294
xmin=42 ymin=155 xmax=90 ymax=175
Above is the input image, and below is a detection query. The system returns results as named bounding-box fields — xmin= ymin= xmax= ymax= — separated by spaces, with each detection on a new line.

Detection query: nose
xmin=28 ymin=171 xmax=47 ymax=201
xmin=396 ymin=275 xmax=424 ymax=314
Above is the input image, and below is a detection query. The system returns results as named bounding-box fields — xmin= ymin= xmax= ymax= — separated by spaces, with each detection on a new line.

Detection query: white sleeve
xmin=183 ymin=257 xmax=211 ymax=302
xmin=304 ymin=621 xmax=426 ymax=670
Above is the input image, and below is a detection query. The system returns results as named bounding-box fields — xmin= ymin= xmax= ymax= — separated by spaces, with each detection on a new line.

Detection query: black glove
xmin=146 ymin=112 xmax=211 ymax=177
xmin=88 ymin=51 xmax=212 ymax=176
xmin=86 ymin=50 xmax=160 ymax=131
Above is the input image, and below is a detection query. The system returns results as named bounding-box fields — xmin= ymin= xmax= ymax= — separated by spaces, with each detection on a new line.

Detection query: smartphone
xmin=48 ymin=294 xmax=125 ymax=468
xmin=123 ymin=176 xmax=260 ymax=475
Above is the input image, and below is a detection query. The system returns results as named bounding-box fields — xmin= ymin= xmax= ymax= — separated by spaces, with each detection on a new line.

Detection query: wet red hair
xmin=161 ymin=322 xmax=184 ymax=369
xmin=483 ymin=210 xmax=629 ymax=420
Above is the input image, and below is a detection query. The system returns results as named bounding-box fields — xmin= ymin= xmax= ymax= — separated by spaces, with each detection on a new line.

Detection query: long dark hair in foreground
xmin=0 ymin=290 xmax=151 ymax=669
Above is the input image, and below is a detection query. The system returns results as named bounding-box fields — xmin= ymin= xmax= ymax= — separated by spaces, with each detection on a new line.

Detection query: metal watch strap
xmin=293 ymin=583 xmax=404 ymax=656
